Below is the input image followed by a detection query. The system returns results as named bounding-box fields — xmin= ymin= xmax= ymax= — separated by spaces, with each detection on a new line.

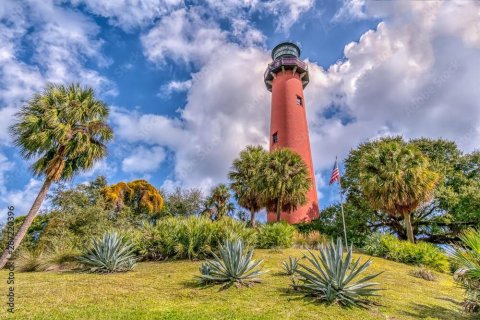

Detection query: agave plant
xmin=200 ymin=262 xmax=212 ymax=276
xmin=282 ymin=256 xmax=300 ymax=275
xmin=448 ymin=228 xmax=480 ymax=312
xmin=293 ymin=238 xmax=382 ymax=307
xmin=78 ymin=232 xmax=136 ymax=273
xmin=197 ymin=239 xmax=267 ymax=288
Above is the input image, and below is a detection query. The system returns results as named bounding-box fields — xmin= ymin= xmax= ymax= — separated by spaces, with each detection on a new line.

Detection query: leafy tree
xmin=357 ymin=140 xmax=439 ymax=243
xmin=203 ymin=184 xmax=235 ymax=220
xmin=296 ymin=203 xmax=375 ymax=247
xmin=229 ymin=145 xmax=267 ymax=226
xmin=102 ymin=180 xmax=164 ymax=218
xmin=0 ymin=84 xmax=113 ymax=269
xmin=39 ymin=177 xmax=113 ymax=251
xmin=258 ymin=148 xmax=311 ymax=222
xmin=343 ymin=137 xmax=480 ymax=243
xmin=161 ymin=187 xmax=204 ymax=217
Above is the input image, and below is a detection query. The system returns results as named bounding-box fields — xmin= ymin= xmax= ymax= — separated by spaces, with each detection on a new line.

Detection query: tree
xmin=343 ymin=137 xmax=480 ymax=243
xmin=162 ymin=187 xmax=204 ymax=217
xmin=102 ymin=180 xmax=164 ymax=217
xmin=229 ymin=145 xmax=267 ymax=227
xmin=358 ymin=140 xmax=439 ymax=243
xmin=203 ymin=184 xmax=235 ymax=220
xmin=0 ymin=84 xmax=113 ymax=269
xmin=258 ymin=148 xmax=311 ymax=222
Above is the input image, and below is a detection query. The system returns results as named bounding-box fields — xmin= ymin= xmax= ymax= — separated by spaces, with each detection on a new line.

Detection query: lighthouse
xmin=264 ymin=42 xmax=319 ymax=224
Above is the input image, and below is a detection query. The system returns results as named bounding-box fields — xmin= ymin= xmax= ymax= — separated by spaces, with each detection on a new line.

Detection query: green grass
xmin=0 ymin=249 xmax=475 ymax=320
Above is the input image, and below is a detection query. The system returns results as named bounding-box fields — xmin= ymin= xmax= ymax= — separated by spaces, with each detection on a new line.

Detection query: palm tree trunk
xmin=276 ymin=198 xmax=282 ymax=222
xmin=0 ymin=178 xmax=52 ymax=269
xmin=403 ymin=212 xmax=415 ymax=243
xmin=250 ymin=208 xmax=256 ymax=227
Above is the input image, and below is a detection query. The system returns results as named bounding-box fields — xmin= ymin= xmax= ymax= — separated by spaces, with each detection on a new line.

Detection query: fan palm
xmin=0 ymin=84 xmax=113 ymax=269
xmin=203 ymin=184 xmax=234 ymax=220
xmin=258 ymin=148 xmax=311 ymax=222
xmin=358 ymin=141 xmax=438 ymax=243
xmin=448 ymin=228 xmax=480 ymax=312
xmin=229 ymin=145 xmax=267 ymax=227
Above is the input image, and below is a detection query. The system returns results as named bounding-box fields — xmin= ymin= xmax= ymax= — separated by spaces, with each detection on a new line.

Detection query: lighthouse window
xmin=272 ymin=132 xmax=278 ymax=144
xmin=296 ymin=96 xmax=303 ymax=106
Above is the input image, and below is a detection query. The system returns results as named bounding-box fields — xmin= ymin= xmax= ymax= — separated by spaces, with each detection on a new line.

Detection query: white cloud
xmin=69 ymin=0 xmax=183 ymax=31
xmin=0 ymin=178 xmax=44 ymax=220
xmin=306 ymin=1 xmax=480 ymax=171
xmin=333 ymin=0 xmax=368 ymax=21
xmin=0 ymin=0 xmax=115 ymax=112
xmin=141 ymin=8 xmax=227 ymax=67
xmin=159 ymin=80 xmax=192 ymax=96
xmin=122 ymin=146 xmax=166 ymax=173
xmin=264 ymin=0 xmax=315 ymax=32
xmin=0 ymin=153 xmax=14 ymax=194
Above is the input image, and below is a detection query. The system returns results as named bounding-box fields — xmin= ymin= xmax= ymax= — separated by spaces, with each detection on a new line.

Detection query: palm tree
xmin=258 ymin=148 xmax=311 ymax=222
xmin=203 ymin=184 xmax=234 ymax=220
xmin=448 ymin=228 xmax=480 ymax=312
xmin=358 ymin=140 xmax=438 ymax=243
xmin=229 ymin=145 xmax=267 ymax=227
xmin=0 ymin=84 xmax=113 ymax=269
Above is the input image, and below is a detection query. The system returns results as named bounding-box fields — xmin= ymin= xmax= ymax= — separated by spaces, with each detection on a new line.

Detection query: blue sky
xmin=1 ymin=1 xmax=480 ymax=222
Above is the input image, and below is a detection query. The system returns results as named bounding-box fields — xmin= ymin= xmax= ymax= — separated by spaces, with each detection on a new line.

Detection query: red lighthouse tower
xmin=264 ymin=42 xmax=319 ymax=224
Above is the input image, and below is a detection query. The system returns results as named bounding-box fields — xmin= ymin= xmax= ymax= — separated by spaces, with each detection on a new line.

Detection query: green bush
xmin=293 ymin=230 xmax=329 ymax=249
xmin=362 ymin=233 xmax=389 ymax=257
xmin=256 ymin=222 xmax=295 ymax=249
xmin=363 ymin=233 xmax=449 ymax=272
xmin=135 ymin=216 xmax=256 ymax=260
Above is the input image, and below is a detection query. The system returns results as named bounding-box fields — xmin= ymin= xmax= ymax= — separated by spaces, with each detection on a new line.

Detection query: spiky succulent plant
xmin=282 ymin=256 xmax=300 ymax=275
xmin=197 ymin=239 xmax=267 ymax=288
xmin=293 ymin=238 xmax=382 ymax=307
xmin=78 ymin=232 xmax=136 ymax=273
xmin=200 ymin=262 xmax=212 ymax=277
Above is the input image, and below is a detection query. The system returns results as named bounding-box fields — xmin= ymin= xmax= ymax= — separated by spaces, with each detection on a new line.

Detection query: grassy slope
xmin=0 ymin=248 xmax=475 ymax=320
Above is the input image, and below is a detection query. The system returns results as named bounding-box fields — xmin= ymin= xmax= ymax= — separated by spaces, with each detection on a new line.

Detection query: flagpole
xmin=336 ymin=157 xmax=348 ymax=246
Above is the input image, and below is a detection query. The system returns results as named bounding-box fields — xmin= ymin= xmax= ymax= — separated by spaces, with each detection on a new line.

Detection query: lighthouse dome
xmin=271 ymin=42 xmax=301 ymax=60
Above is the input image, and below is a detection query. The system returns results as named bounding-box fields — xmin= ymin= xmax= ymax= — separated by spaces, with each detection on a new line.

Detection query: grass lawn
xmin=0 ymin=248 xmax=475 ymax=320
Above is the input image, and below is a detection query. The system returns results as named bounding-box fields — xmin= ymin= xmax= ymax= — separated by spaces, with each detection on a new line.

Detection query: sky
xmin=0 ymin=0 xmax=479 ymax=222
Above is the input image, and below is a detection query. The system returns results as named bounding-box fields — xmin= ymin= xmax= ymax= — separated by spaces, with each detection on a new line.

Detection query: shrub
xmin=412 ymin=267 xmax=437 ymax=281
xmin=16 ymin=243 xmax=80 ymax=272
xmin=16 ymin=249 xmax=47 ymax=272
xmin=256 ymin=222 xmax=295 ymax=249
xmin=282 ymin=256 xmax=300 ymax=275
xmin=362 ymin=233 xmax=388 ymax=257
xmin=78 ymin=232 xmax=136 ymax=273
xmin=363 ymin=233 xmax=449 ymax=272
xmin=135 ymin=216 xmax=256 ymax=260
xmin=293 ymin=238 xmax=382 ymax=307
xmin=197 ymin=239 xmax=266 ymax=288
xmin=293 ymin=230 xmax=329 ymax=249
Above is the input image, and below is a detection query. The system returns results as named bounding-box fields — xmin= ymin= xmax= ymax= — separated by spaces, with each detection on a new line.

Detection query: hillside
xmin=0 ymin=248 xmax=474 ymax=320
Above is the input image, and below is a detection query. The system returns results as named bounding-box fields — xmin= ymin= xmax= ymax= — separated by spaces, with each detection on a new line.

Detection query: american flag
xmin=329 ymin=158 xmax=340 ymax=185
